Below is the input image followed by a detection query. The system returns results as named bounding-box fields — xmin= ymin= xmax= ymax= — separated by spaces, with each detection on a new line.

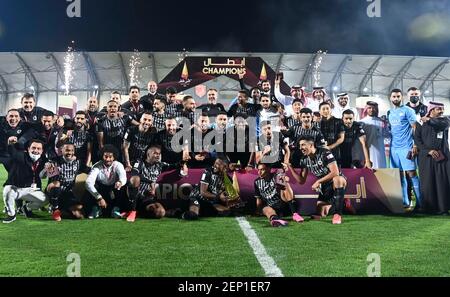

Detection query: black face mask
xmin=410 ymin=96 xmax=420 ymax=104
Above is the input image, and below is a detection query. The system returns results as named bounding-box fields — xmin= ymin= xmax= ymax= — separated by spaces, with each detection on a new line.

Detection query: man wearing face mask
xmin=2 ymin=139 xmax=48 ymax=223
xmin=406 ymin=87 xmax=428 ymax=122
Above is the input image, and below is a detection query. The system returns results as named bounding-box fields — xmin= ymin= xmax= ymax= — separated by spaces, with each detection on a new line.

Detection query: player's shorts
xmin=317 ymin=173 xmax=347 ymax=203
xmin=390 ymin=147 xmax=416 ymax=171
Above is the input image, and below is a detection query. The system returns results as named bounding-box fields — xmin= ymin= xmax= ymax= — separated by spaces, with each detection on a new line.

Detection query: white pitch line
xmin=235 ymin=216 xmax=284 ymax=277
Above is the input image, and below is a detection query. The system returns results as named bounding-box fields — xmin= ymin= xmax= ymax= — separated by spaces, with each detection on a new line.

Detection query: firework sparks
xmin=129 ymin=49 xmax=142 ymax=87
xmin=63 ymin=42 xmax=75 ymax=95
xmin=313 ymin=50 xmax=327 ymax=87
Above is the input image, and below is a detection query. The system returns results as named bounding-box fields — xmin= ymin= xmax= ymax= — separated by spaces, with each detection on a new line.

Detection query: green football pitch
xmin=0 ymin=167 xmax=449 ymax=277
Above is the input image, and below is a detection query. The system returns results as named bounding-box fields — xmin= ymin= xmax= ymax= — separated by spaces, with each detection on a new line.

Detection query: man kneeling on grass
xmin=287 ymin=136 xmax=347 ymax=224
xmin=182 ymin=158 xmax=240 ymax=220
xmin=45 ymin=142 xmax=89 ymax=221
xmin=254 ymin=162 xmax=304 ymax=227
xmin=85 ymin=145 xmax=127 ymax=219
xmin=3 ymin=139 xmax=47 ymax=223
xmin=124 ymin=145 xmax=177 ymax=222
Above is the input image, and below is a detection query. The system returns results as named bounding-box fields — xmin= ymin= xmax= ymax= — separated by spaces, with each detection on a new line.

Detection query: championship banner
xmin=74 ymin=168 xmax=404 ymax=214
xmin=149 ymin=168 xmax=404 ymax=214
xmin=158 ymin=57 xmax=291 ymax=94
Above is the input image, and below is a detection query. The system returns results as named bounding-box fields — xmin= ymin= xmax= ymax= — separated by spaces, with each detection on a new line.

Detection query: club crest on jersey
xmin=17 ymin=130 xmax=22 ymax=134
xmin=33 ymin=116 xmax=37 ymax=121
xmin=318 ymin=161 xmax=323 ymax=166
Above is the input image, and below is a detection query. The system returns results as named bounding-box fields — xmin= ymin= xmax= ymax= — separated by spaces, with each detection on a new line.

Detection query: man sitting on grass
xmin=125 ymin=145 xmax=177 ymax=222
xmin=287 ymin=136 xmax=347 ymax=224
xmin=254 ymin=162 xmax=304 ymax=227
xmin=182 ymin=158 xmax=240 ymax=220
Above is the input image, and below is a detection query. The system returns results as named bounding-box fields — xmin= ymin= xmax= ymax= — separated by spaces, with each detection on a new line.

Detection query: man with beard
xmin=182 ymin=158 xmax=240 ymax=220
xmin=307 ymin=87 xmax=329 ymax=112
xmin=388 ymin=89 xmax=422 ymax=210
xmin=85 ymin=96 xmax=101 ymax=164
xmin=44 ymin=143 xmax=88 ymax=221
xmin=226 ymin=114 xmax=256 ymax=170
xmin=177 ymin=95 xmax=197 ymax=128
xmin=319 ymin=102 xmax=345 ymax=166
xmin=360 ymin=101 xmax=388 ymax=169
xmin=254 ymin=162 xmax=304 ymax=227
xmin=123 ymin=112 xmax=157 ymax=172
xmin=126 ymin=145 xmax=177 ymax=222
xmin=197 ymin=89 xmax=226 ymax=118
xmin=18 ymin=93 xmax=49 ymax=124
xmin=406 ymin=87 xmax=428 ymax=121
xmin=36 ymin=110 xmax=61 ymax=160
xmin=210 ymin=111 xmax=229 ymax=161
xmin=227 ymin=90 xmax=261 ymax=119
xmin=188 ymin=113 xmax=215 ymax=168
xmin=414 ymin=102 xmax=450 ymax=215
xmin=284 ymin=108 xmax=326 ymax=166
xmin=274 ymin=76 xmax=306 ymax=116
xmin=56 ymin=111 xmax=92 ymax=167
xmin=140 ymin=80 xmax=161 ymax=112
xmin=288 ymin=136 xmax=347 ymax=224
xmin=341 ymin=109 xmax=371 ymax=169
xmin=121 ymin=86 xmax=145 ymax=121
xmin=0 ymin=109 xmax=35 ymax=170
xmin=2 ymin=139 xmax=48 ymax=223
xmin=165 ymin=86 xmax=183 ymax=117
xmin=152 ymin=95 xmax=168 ymax=132
xmin=96 ymin=100 xmax=138 ymax=162
xmin=85 ymin=145 xmax=127 ymax=219
xmin=332 ymin=93 xmax=359 ymax=120
xmin=256 ymin=121 xmax=290 ymax=168
xmin=258 ymin=94 xmax=281 ymax=133
xmin=155 ymin=117 xmax=189 ymax=177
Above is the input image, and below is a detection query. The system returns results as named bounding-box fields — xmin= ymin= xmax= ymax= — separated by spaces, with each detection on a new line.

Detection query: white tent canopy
xmin=1 ymin=52 xmax=449 ymax=115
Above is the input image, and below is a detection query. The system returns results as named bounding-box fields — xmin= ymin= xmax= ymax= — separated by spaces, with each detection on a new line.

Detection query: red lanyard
xmin=31 ymin=161 xmax=40 ymax=184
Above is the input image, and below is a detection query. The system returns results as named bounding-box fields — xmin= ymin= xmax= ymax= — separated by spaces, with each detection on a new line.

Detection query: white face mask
xmin=29 ymin=152 xmax=41 ymax=162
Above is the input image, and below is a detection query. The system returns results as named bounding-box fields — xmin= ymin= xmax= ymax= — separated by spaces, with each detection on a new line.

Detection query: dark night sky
xmin=1 ymin=0 xmax=450 ymax=56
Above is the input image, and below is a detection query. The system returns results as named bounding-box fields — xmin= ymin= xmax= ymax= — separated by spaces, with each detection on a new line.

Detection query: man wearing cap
xmin=360 ymin=101 xmax=389 ymax=168
xmin=332 ymin=93 xmax=359 ymax=120
xmin=414 ymin=102 xmax=450 ymax=215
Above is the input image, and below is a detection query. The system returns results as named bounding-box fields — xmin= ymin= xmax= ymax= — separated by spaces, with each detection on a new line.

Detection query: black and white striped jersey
xmin=152 ymin=111 xmax=168 ymax=132
xmin=319 ymin=116 xmax=345 ymax=160
xmin=299 ymin=147 xmax=339 ymax=179
xmin=165 ymin=103 xmax=183 ymax=117
xmin=49 ymin=156 xmax=83 ymax=191
xmin=254 ymin=174 xmax=282 ymax=207
xmin=283 ymin=116 xmax=302 ymax=129
xmin=67 ymin=128 xmax=92 ymax=162
xmin=96 ymin=115 xmax=133 ymax=148
xmin=190 ymin=167 xmax=227 ymax=200
xmin=256 ymin=132 xmax=289 ymax=164
xmin=227 ymin=103 xmax=261 ymax=118
xmin=132 ymin=160 xmax=175 ymax=193
xmin=155 ymin=129 xmax=186 ymax=163
xmin=285 ymin=124 xmax=326 ymax=148
xmin=124 ymin=126 xmax=157 ymax=163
